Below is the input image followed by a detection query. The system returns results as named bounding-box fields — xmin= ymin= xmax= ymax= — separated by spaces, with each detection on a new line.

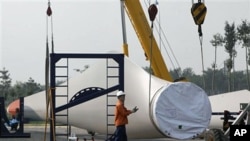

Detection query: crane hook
xmin=47 ymin=2 xmax=52 ymax=16
xmin=148 ymin=4 xmax=158 ymax=22
xmin=191 ymin=0 xmax=207 ymax=36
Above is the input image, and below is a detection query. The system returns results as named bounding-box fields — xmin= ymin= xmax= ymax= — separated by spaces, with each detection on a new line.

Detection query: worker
xmin=9 ymin=115 xmax=18 ymax=131
xmin=10 ymin=108 xmax=21 ymax=131
xmin=114 ymin=90 xmax=138 ymax=141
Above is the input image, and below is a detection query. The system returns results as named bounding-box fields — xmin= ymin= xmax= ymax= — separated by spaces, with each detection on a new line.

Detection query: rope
xmin=154 ymin=1 xmax=181 ymax=77
xmin=191 ymin=0 xmax=207 ymax=89
xmin=43 ymin=89 xmax=50 ymax=141
xmin=44 ymin=88 xmax=56 ymax=141
xmin=44 ymin=1 xmax=56 ymax=141
xmin=148 ymin=2 xmax=157 ymax=108
xmin=198 ymin=30 xmax=206 ymax=89
xmin=46 ymin=1 xmax=54 ymax=53
xmin=144 ymin=0 xmax=182 ymax=77
xmin=44 ymin=2 xmax=50 ymax=141
xmin=148 ymin=22 xmax=153 ymax=105
xmin=147 ymin=2 xmax=158 ymax=104
xmin=44 ymin=42 xmax=49 ymax=140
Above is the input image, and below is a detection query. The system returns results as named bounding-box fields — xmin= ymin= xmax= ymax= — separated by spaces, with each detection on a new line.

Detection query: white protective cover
xmin=151 ymin=82 xmax=212 ymax=139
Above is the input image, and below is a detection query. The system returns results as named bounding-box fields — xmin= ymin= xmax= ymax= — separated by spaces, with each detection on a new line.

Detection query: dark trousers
xmin=10 ymin=123 xmax=18 ymax=131
xmin=114 ymin=125 xmax=127 ymax=141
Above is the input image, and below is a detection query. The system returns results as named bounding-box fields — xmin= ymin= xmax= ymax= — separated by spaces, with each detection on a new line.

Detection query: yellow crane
xmin=121 ymin=0 xmax=173 ymax=82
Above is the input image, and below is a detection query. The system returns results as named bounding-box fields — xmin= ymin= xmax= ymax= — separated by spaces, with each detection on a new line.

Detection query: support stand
xmin=0 ymin=97 xmax=30 ymax=138
xmin=49 ymin=53 xmax=124 ymax=141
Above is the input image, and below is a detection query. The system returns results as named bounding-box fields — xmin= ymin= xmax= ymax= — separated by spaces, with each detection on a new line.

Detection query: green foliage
xmin=237 ymin=20 xmax=250 ymax=48
xmin=168 ymin=67 xmax=248 ymax=96
xmin=0 ymin=68 xmax=44 ymax=105
xmin=0 ymin=68 xmax=12 ymax=101
xmin=224 ymin=22 xmax=237 ymax=52
xmin=210 ymin=33 xmax=223 ymax=48
xmin=236 ymin=20 xmax=250 ymax=89
xmin=210 ymin=20 xmax=250 ymax=92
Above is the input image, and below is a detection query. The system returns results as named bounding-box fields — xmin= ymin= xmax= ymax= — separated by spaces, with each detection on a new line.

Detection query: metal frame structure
xmin=49 ymin=53 xmax=124 ymax=141
xmin=224 ymin=102 xmax=250 ymax=136
xmin=0 ymin=97 xmax=30 ymax=138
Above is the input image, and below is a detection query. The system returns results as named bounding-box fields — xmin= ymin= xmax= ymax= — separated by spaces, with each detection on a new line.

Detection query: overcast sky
xmin=1 ymin=0 xmax=250 ymax=84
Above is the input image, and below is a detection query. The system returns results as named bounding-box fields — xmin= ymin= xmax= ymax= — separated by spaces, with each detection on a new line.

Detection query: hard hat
xmin=116 ymin=91 xmax=125 ymax=97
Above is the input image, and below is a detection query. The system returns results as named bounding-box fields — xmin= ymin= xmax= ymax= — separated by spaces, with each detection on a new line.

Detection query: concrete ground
xmin=0 ymin=125 xmax=205 ymax=141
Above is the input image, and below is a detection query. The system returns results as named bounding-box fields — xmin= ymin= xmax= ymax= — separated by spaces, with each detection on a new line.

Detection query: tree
xmin=0 ymin=68 xmax=12 ymax=100
xmin=237 ymin=20 xmax=250 ymax=90
xmin=210 ymin=33 xmax=223 ymax=94
xmin=25 ymin=77 xmax=43 ymax=96
xmin=7 ymin=78 xmax=44 ymax=105
xmin=224 ymin=21 xmax=237 ymax=92
xmin=212 ymin=68 xmax=228 ymax=94
xmin=169 ymin=68 xmax=182 ymax=81
xmin=9 ymin=81 xmax=25 ymax=100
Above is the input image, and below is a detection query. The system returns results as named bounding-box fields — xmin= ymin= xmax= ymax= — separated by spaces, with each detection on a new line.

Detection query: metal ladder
xmin=54 ymin=58 xmax=70 ymax=140
xmin=106 ymin=58 xmax=120 ymax=140
xmin=49 ymin=53 xmax=124 ymax=141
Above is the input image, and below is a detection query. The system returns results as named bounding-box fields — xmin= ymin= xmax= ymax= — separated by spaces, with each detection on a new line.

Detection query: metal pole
xmin=50 ymin=53 xmax=56 ymax=141
xmin=120 ymin=0 xmax=127 ymax=44
xmin=120 ymin=0 xmax=129 ymax=56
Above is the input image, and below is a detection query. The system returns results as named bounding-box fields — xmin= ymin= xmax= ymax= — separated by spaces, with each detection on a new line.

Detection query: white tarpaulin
xmin=151 ymin=82 xmax=212 ymax=139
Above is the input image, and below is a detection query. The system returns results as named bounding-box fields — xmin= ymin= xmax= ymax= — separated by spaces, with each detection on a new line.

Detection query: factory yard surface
xmin=0 ymin=125 xmax=205 ymax=141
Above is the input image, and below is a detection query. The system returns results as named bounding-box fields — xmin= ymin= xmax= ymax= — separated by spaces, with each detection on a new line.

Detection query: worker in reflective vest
xmin=114 ymin=91 xmax=138 ymax=141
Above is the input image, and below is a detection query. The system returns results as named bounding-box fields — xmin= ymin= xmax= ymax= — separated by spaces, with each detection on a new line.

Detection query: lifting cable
xmin=46 ymin=1 xmax=54 ymax=53
xmin=144 ymin=0 xmax=182 ymax=78
xmin=44 ymin=1 xmax=56 ymax=141
xmin=148 ymin=3 xmax=158 ymax=104
xmin=44 ymin=90 xmax=56 ymax=141
xmin=191 ymin=0 xmax=207 ymax=89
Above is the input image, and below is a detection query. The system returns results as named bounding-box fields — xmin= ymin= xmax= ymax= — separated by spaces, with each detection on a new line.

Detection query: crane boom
xmin=123 ymin=0 xmax=173 ymax=81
